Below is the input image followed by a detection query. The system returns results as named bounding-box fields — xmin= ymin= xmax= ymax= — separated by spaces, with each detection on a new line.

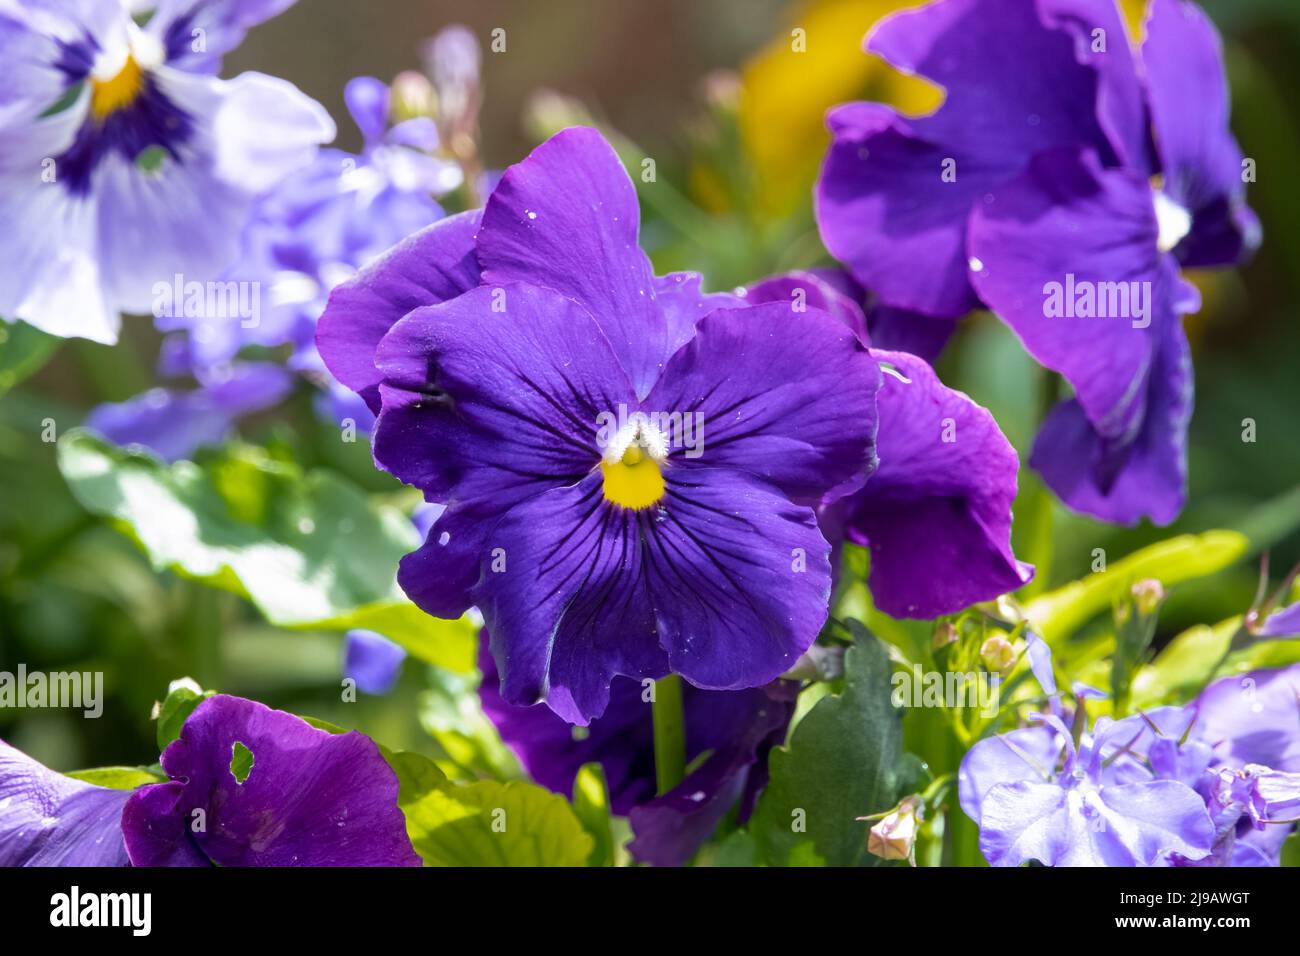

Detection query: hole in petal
xmin=229 ymin=741 xmax=254 ymax=785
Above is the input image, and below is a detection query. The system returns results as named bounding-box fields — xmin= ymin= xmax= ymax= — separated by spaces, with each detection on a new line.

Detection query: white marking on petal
xmin=1154 ymin=191 xmax=1192 ymax=253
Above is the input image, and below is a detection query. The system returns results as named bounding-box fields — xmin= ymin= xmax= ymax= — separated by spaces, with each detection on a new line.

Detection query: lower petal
xmin=1030 ymin=318 xmax=1193 ymax=526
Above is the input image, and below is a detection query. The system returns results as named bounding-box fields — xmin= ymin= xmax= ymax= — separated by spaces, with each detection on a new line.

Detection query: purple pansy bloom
xmin=0 ymin=740 xmax=131 ymax=866
xmin=742 ymin=275 xmax=1031 ymax=618
xmin=84 ymin=361 xmax=290 ymax=461
xmin=0 ymin=0 xmax=333 ymax=343
xmin=818 ymin=0 xmax=1257 ymax=526
xmin=121 ymin=694 xmax=420 ymax=866
xmin=318 ymin=127 xmax=880 ymax=725
xmin=1 ymin=694 xmax=419 ymax=866
xmin=477 ymin=637 xmax=796 ymax=866
xmin=344 ymin=628 xmax=408 ymax=695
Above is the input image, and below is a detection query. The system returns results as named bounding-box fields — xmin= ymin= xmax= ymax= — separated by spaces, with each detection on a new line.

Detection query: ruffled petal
xmin=121 ymin=695 xmax=420 ymax=866
xmin=95 ymin=67 xmax=333 ymax=315
xmin=645 ymin=467 xmax=833 ymax=695
xmin=645 ymin=301 xmax=879 ymax=506
xmin=0 ymin=88 xmax=117 ymax=342
xmin=0 ymin=740 xmax=131 ymax=866
xmin=317 ymin=209 xmax=481 ymax=414
xmin=839 ymin=349 xmax=1031 ymax=617
xmin=958 ymin=725 xmax=1063 ymax=824
xmin=478 ymin=639 xmax=796 ymax=865
xmin=1029 ymin=305 xmax=1193 ymax=526
xmin=476 ymin=127 xmax=671 ymax=397
xmin=817 ymin=0 xmax=1121 ymax=317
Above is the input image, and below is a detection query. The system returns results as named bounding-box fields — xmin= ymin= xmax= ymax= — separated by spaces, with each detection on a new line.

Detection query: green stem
xmin=652 ymin=674 xmax=686 ymax=795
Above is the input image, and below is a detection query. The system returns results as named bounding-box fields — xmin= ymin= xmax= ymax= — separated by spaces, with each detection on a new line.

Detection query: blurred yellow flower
xmin=739 ymin=0 xmax=1150 ymax=219
xmin=739 ymin=0 xmax=940 ymax=219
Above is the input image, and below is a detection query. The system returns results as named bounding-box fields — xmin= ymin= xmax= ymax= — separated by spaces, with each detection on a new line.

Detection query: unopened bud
xmin=1131 ymin=578 xmax=1165 ymax=616
xmin=391 ymin=70 xmax=436 ymax=123
xmin=864 ymin=795 xmax=922 ymax=864
xmin=931 ymin=621 xmax=958 ymax=650
xmin=980 ymin=635 xmax=1016 ymax=674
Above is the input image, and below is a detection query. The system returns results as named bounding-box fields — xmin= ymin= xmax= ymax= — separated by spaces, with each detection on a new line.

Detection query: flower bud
xmin=980 ymin=635 xmax=1016 ymax=674
xmin=865 ymin=795 xmax=922 ymax=864
xmin=931 ymin=621 xmax=958 ymax=649
xmin=1131 ymin=578 xmax=1165 ymax=616
xmin=391 ymin=70 xmax=436 ymax=123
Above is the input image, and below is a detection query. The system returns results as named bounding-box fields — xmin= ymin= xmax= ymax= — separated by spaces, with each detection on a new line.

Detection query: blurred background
xmin=2 ymin=0 xmax=1298 ymax=775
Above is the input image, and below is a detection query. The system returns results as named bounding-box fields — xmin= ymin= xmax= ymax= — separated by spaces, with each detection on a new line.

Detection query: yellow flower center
xmin=600 ymin=444 xmax=665 ymax=510
xmin=91 ymin=56 xmax=145 ymax=120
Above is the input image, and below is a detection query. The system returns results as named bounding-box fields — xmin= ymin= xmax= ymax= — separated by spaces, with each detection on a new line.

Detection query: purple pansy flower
xmin=477 ymin=637 xmax=796 ymax=866
xmin=1 ymin=694 xmax=419 ymax=866
xmin=121 ymin=694 xmax=420 ymax=866
xmin=317 ymin=127 xmax=881 ymax=725
xmin=818 ymin=0 xmax=1257 ymax=526
xmin=742 ymin=275 xmax=1031 ymax=618
xmin=0 ymin=740 xmax=132 ymax=866
xmin=0 ymin=0 xmax=333 ymax=343
xmin=84 ymin=361 xmax=291 ymax=461
xmin=344 ymin=628 xmax=408 ymax=695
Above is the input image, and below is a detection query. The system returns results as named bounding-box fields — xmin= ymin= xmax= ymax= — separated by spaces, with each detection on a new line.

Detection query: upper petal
xmin=477 ymin=127 xmax=670 ymax=397
xmin=317 ymin=209 xmax=482 ymax=414
xmin=817 ymin=0 xmax=1124 ymax=318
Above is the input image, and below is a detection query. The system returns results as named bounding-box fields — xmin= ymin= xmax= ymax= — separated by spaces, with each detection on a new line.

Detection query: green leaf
xmin=57 ymin=431 xmax=474 ymax=671
xmin=418 ymin=667 xmax=521 ymax=780
xmin=0 ymin=321 xmax=60 ymax=396
xmin=155 ymin=680 xmax=216 ymax=751
xmin=751 ymin=626 xmax=919 ymax=867
xmin=571 ymin=763 xmax=615 ymax=867
xmin=1130 ymin=620 xmax=1236 ymax=708
xmin=1025 ymin=530 xmax=1249 ymax=646
xmin=403 ymin=779 xmax=594 ymax=866
xmin=67 ymin=766 xmax=166 ymax=789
